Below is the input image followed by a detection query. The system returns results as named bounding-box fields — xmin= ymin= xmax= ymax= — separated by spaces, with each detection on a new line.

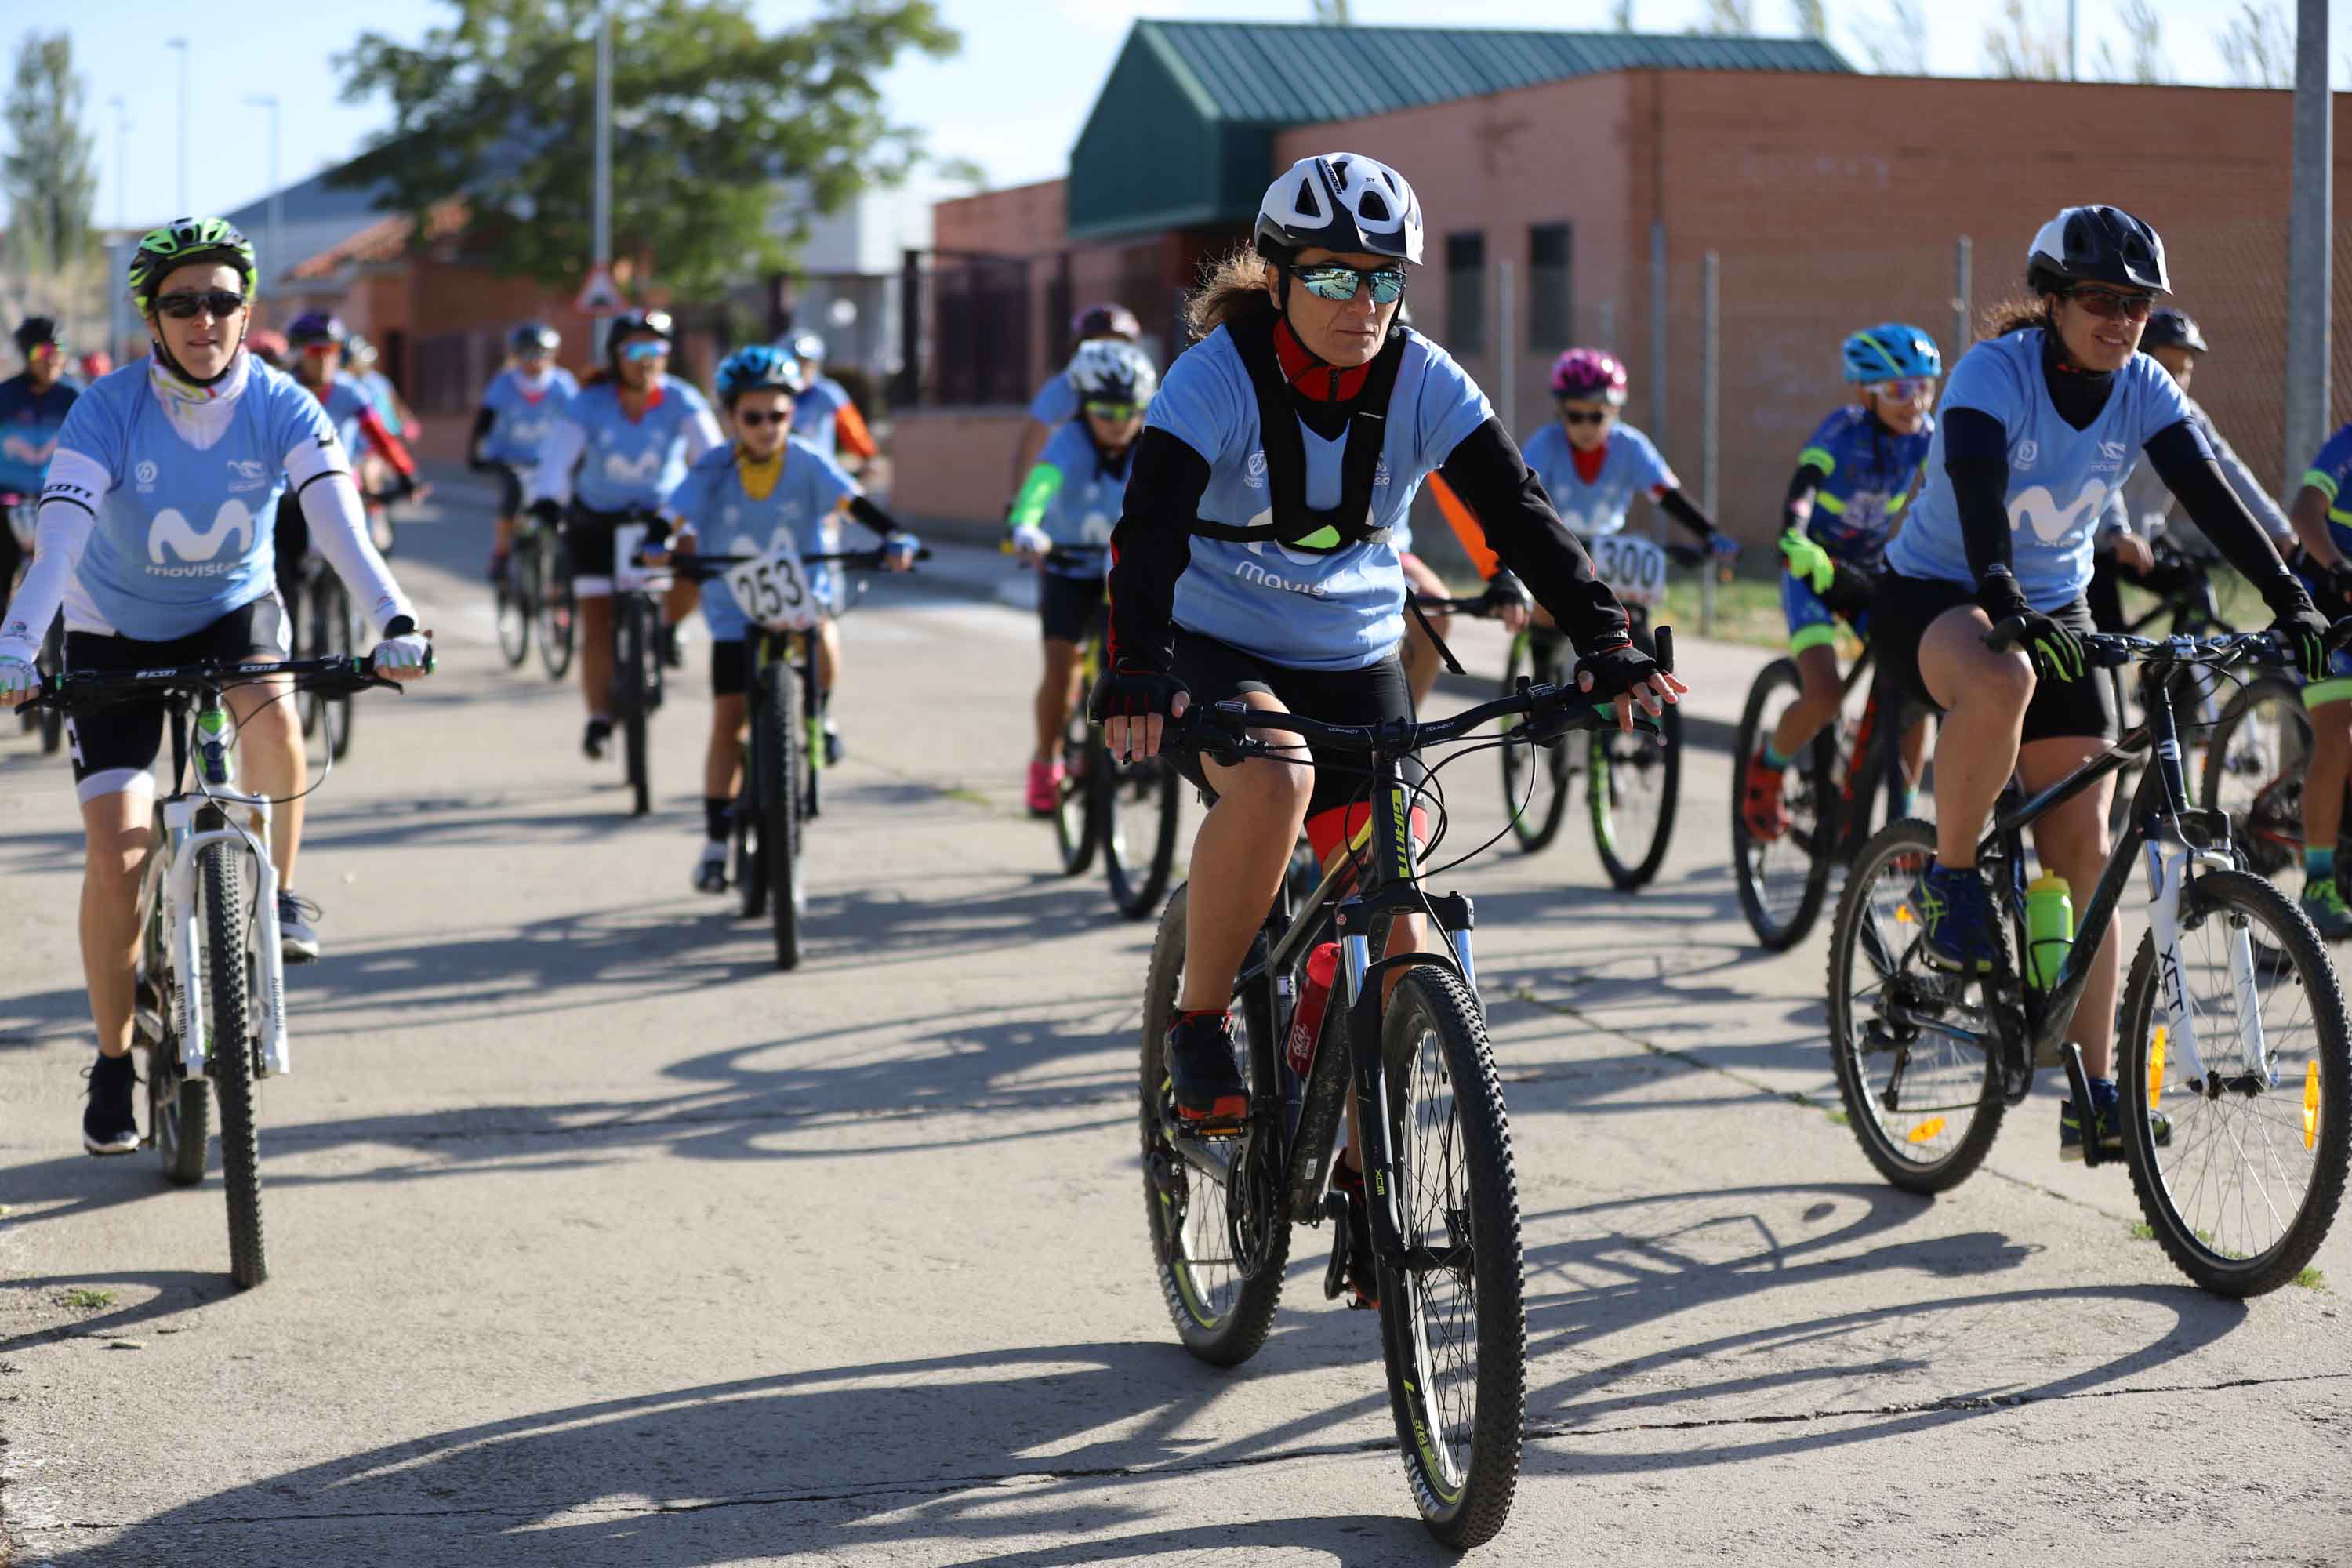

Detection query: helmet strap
xmin=147 ymin=311 xmax=249 ymax=390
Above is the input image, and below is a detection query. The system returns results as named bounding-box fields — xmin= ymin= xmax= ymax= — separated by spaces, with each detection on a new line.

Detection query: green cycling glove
xmin=1780 ymin=530 xmax=1834 ymax=593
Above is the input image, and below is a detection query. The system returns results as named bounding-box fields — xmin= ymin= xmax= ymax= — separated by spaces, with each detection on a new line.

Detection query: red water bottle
xmin=1285 ymin=942 xmax=1341 ymax=1077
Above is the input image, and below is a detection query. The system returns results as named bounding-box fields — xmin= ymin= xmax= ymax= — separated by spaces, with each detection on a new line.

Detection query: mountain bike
xmin=493 ymin=467 xmax=573 ymax=677
xmin=1825 ymin=621 xmax=2349 ymax=1297
xmin=608 ymin=506 xmax=676 ymax=817
xmin=288 ymin=487 xmax=405 ymax=764
xmin=1732 ymin=641 xmax=1923 ymax=951
xmin=27 ymin=652 xmax=421 ymax=1290
xmin=2101 ymin=534 xmax=2234 ymax=833
xmin=5 ymin=494 xmax=64 ymax=755
xmin=666 ymin=544 xmax=927 ymax=968
xmin=1138 ymin=630 xmax=1675 ymax=1545
xmin=1493 ymin=539 xmax=1691 ymax=888
xmin=1040 ymin=546 xmax=1181 ymax=920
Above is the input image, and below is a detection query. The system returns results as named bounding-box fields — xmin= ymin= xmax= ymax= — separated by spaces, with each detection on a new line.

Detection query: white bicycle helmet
xmin=1254 ymin=152 xmax=1423 ymax=266
xmin=1068 ymin=339 xmax=1158 ymax=405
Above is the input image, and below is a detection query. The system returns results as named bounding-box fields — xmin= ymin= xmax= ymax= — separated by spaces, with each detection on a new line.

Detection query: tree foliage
xmin=1855 ymin=0 xmax=1928 ymax=74
xmin=2 ymin=32 xmax=100 ymax=278
xmin=2092 ymin=0 xmax=2166 ymax=83
xmin=1983 ymin=0 xmax=2069 ymax=79
xmin=1692 ymin=0 xmax=1757 ymax=32
xmin=333 ymin=0 xmax=959 ymax=299
xmin=1308 ymin=0 xmax=1353 ymax=20
xmin=2216 ymin=1 xmax=2292 ymax=88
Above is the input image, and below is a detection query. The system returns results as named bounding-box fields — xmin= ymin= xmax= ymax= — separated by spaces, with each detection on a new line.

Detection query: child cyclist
xmin=1523 ymin=347 xmax=1739 ymax=564
xmin=1009 ymin=338 xmax=1156 ymax=815
xmin=666 ymin=345 xmax=918 ymax=892
xmin=1742 ymin=323 xmax=1940 ymax=839
xmin=2282 ymin=422 xmax=2352 ymax=938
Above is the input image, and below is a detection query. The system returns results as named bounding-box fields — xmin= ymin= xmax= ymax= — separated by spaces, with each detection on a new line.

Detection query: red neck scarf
xmin=1272 ymin=317 xmax=1374 ymax=402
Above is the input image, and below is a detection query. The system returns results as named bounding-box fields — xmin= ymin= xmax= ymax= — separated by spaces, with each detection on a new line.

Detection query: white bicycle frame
xmin=2142 ymin=831 xmax=2269 ymax=1095
xmin=151 ymin=705 xmax=290 ymax=1082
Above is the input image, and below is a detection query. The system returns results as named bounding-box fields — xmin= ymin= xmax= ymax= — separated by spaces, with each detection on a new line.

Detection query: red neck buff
xmin=1273 ymin=316 xmax=1374 ymax=402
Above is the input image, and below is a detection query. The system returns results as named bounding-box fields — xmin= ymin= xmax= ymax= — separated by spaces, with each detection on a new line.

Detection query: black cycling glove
xmin=1572 ymin=638 xmax=1662 ymax=704
xmin=528 ymin=497 xmax=562 ymax=528
xmin=1977 ymin=570 xmax=2085 ymax=684
xmin=2267 ymin=590 xmax=2333 ymax=684
xmin=1483 ymin=571 xmax=1532 ymax=617
xmin=1087 ymin=669 xmax=1189 ymax=728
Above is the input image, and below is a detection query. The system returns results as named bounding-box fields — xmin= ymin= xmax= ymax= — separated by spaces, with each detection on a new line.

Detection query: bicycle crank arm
xmin=1882 ymin=1001 xmax=1984 ymax=1049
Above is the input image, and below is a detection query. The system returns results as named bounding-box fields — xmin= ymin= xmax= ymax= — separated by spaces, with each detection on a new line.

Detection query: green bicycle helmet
xmin=127 ymin=217 xmax=257 ymax=316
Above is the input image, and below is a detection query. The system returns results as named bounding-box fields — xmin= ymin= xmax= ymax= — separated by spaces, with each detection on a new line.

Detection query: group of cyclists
xmin=2 ymin=154 xmax=2346 ymax=1200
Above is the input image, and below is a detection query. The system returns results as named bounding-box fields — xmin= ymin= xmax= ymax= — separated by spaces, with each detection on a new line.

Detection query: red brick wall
xmin=936 ymin=179 xmax=1069 ymax=258
xmin=887 ymin=406 xmax=1029 ymax=523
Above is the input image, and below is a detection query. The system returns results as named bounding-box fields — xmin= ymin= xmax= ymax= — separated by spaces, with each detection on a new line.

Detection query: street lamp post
xmin=593 ymin=0 xmax=613 ymax=355
xmin=109 ymin=95 xmax=129 ymax=362
xmin=247 ymin=94 xmax=282 ymax=295
xmin=167 ymin=38 xmax=189 ymax=213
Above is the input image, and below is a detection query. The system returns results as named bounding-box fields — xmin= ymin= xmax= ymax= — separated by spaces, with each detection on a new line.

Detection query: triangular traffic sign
xmin=575 ymin=264 xmax=626 ymax=316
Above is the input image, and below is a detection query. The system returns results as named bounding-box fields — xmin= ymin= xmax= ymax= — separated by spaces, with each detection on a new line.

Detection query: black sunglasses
xmin=1561 ymin=409 xmax=1612 ymax=426
xmin=735 ymin=408 xmax=790 ymax=427
xmin=154 ymin=289 xmax=247 ymax=321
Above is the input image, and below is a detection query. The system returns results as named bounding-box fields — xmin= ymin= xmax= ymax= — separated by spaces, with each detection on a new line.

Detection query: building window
xmin=1529 ymin=223 xmax=1573 ymax=351
xmin=1445 ymin=230 xmax=1485 ymax=354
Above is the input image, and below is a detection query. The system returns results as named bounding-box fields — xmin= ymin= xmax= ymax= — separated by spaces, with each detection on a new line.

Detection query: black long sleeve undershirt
xmin=1654 ymin=485 xmax=1718 ymax=541
xmin=1783 ymin=462 xmax=1826 ymax=534
xmin=1436 ymin=419 xmax=1628 ymax=652
xmin=1942 ymin=408 xmax=2020 ymax=590
xmin=1105 ymin=426 xmax=1206 ymax=673
xmin=2143 ymin=419 xmax=2308 ymax=612
xmin=845 ymin=494 xmax=903 ymax=539
xmin=467 ymin=406 xmax=496 ymax=471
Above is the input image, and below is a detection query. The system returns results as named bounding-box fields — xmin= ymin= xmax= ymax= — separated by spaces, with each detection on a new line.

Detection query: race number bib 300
xmin=1592 ymin=534 xmax=1668 ymax=607
xmin=725 ymin=546 xmax=822 ymax=632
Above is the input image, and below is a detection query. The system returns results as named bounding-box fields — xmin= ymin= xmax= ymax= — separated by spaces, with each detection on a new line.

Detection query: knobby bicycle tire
xmin=2117 ymin=869 xmax=2351 ymax=1297
xmin=1138 ymin=884 xmax=1288 ymax=1366
xmin=1590 ymin=694 xmax=1680 ymax=891
xmin=2198 ymin=676 xmax=2313 ymax=884
xmin=1731 ymin=657 xmax=1835 ymax=951
xmin=1376 ymin=966 xmax=1525 ymax=1549
xmin=618 ymin=597 xmax=652 ymax=817
xmin=143 ymin=821 xmax=207 ymax=1187
xmin=1105 ymin=756 xmax=1180 ymax=920
xmin=537 ymin=533 xmax=575 ymax=681
xmin=757 ymin=662 xmax=802 ymax=970
xmin=1054 ymin=713 xmax=1099 ymax=877
xmin=496 ymin=546 xmax=532 ymax=667
xmin=1497 ymin=633 xmax=1572 ymax=853
xmin=198 ymin=835 xmax=267 ymax=1288
xmin=316 ymin=576 xmax=357 ymax=763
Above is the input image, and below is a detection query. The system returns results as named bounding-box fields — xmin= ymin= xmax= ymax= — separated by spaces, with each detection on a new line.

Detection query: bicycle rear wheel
xmin=1054 ymin=709 xmax=1098 ymax=876
xmin=495 ymin=549 xmax=531 ymax=667
xmin=1105 ymin=755 xmax=1180 ymax=920
xmin=1497 ymin=630 xmax=1572 ymax=852
xmin=2200 ymin=676 xmax=2311 ymax=883
xmin=1732 ymin=657 xmax=1836 ymax=950
xmin=1826 ymin=818 xmax=2007 ymax=1192
xmin=1376 ymin=965 xmax=1525 ymax=1548
xmin=616 ymin=597 xmax=652 ymax=816
xmin=1138 ymin=884 xmax=1288 ymax=1365
xmin=757 ymin=662 xmax=803 ymax=970
xmin=1589 ymin=692 xmax=1680 ymax=891
xmin=315 ymin=576 xmax=358 ymax=762
xmin=197 ymin=833 xmax=266 ymax=1288
xmin=537 ymin=534 xmax=576 ymax=681
xmin=2118 ymin=869 xmax=2350 ymax=1296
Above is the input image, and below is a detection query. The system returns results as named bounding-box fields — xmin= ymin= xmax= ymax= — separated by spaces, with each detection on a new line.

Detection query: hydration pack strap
xmin=1405 ymin=592 xmax=1466 ymax=677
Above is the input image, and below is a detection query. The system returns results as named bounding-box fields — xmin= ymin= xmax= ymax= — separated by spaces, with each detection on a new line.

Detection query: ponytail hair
xmin=1981 ymin=294 xmax=2054 ymax=340
xmin=1185 ymin=245 xmax=1276 ymax=342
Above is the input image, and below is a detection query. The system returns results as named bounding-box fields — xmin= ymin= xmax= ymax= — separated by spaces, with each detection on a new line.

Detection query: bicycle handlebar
xmin=1984 ymin=616 xmax=2352 ymax=671
xmin=648 ymin=546 xmax=933 ymax=581
xmin=24 ymin=652 xmax=427 ymax=713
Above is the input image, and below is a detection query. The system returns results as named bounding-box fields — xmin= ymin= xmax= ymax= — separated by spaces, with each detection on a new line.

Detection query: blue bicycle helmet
xmin=716 ymin=343 xmax=806 ymax=407
xmin=1842 ymin=322 xmax=1942 ymax=383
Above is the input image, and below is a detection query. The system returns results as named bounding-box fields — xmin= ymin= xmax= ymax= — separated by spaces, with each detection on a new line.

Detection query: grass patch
xmin=1825 ymin=1108 xmax=1849 ymax=1127
xmin=938 ymin=786 xmax=991 ymax=808
xmin=2129 ymin=1221 xmax=2156 ymax=1241
xmin=2292 ymin=1266 xmax=2325 ymax=1290
xmin=61 ymin=1287 xmax=116 ymax=1311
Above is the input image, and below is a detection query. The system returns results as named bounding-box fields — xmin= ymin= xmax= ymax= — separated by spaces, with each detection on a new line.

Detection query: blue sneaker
xmin=2060 ymin=1075 xmax=2172 ymax=1163
xmin=1907 ymin=860 xmax=1999 ymax=974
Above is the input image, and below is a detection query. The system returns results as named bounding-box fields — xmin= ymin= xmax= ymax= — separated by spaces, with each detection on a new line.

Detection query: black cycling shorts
xmin=564 ymin=506 xmax=671 ymax=586
xmin=497 ymin=466 xmax=525 ymax=520
xmin=64 ymin=594 xmax=292 ymax=797
xmin=1039 ymin=572 xmax=1106 ymax=644
xmin=1167 ymin=628 xmax=1420 ymax=824
xmin=710 ymin=638 xmax=750 ymax=699
xmin=1872 ymin=572 xmax=2114 ymax=743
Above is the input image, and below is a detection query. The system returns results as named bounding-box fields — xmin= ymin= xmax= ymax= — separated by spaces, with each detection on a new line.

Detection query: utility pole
xmin=167 ymin=38 xmax=190 ymax=213
xmin=2287 ymin=0 xmax=2332 ymax=495
xmin=110 ymin=96 xmax=129 ymax=361
xmin=247 ymin=96 xmax=281 ymax=294
xmin=593 ymin=0 xmax=614 ymax=355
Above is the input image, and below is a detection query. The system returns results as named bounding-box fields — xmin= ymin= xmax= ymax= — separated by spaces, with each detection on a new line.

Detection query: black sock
xmin=703 ymin=797 xmax=731 ymax=843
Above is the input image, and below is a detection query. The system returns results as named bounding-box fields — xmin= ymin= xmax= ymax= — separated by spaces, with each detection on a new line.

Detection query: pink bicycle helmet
xmin=1550 ymin=347 xmax=1628 ymax=406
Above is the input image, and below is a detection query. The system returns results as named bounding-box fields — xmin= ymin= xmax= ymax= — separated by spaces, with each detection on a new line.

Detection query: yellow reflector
xmin=1906 ymin=1116 xmax=1947 ymax=1145
xmin=1896 ymin=904 xmax=1915 ymax=925
xmin=2149 ymin=1027 xmax=2165 ymax=1109
xmin=2307 ymin=1062 xmax=2321 ymax=1152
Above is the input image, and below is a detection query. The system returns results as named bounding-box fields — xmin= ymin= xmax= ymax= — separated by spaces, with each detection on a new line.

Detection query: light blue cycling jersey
xmin=1519 ymin=420 xmax=1676 ymax=539
xmin=1795 ymin=405 xmax=1933 ymax=569
xmin=479 ymin=367 xmax=579 ymax=467
xmin=1029 ymin=372 xmax=1078 ymax=427
xmin=561 ymin=376 xmax=719 ymax=513
xmin=1026 ymin=420 xmax=1130 ymax=579
xmin=667 ymin=436 xmax=860 ymax=642
xmin=792 ymin=376 xmax=853 ymax=451
xmin=0 ymin=372 xmax=78 ymax=496
xmin=314 ymin=376 xmax=384 ymax=459
xmin=50 ymin=360 xmax=343 ymax=639
xmin=355 ymin=368 xmax=406 ymax=438
xmin=1887 ymin=330 xmax=2195 ymax=609
xmin=1148 ymin=325 xmax=1492 ymax=671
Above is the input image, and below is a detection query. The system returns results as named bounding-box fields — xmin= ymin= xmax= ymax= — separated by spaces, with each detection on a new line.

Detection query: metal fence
xmin=896 ymin=241 xmax=1189 ymax=408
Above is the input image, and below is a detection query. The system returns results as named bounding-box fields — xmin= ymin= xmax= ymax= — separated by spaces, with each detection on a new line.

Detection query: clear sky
xmin=21 ymin=0 xmax=2350 ymax=238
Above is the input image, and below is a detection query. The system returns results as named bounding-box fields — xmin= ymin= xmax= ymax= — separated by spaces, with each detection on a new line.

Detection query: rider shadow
xmin=0 ymin=1268 xmax=234 ymax=1356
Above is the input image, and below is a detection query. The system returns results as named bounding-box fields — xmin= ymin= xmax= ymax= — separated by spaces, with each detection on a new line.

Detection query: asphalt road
xmin=2 ymin=474 xmax=2347 ymax=1566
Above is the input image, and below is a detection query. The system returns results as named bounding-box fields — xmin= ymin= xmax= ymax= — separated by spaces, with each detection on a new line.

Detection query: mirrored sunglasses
xmin=1290 ymin=263 xmax=1406 ymax=305
xmin=620 ymin=338 xmax=669 ymax=361
xmin=1083 ymin=401 xmax=1139 ymax=423
xmin=1870 ymin=378 xmax=1933 ymax=401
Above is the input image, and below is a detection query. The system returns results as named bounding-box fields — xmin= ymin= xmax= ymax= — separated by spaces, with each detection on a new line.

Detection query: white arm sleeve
xmin=528 ymin=419 xmax=586 ymax=510
xmin=682 ymin=405 xmax=724 ymax=466
xmin=293 ymin=468 xmax=416 ymax=637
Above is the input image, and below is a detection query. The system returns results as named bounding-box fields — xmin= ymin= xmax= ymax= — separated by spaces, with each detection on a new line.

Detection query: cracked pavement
xmin=2 ymin=481 xmax=2347 ymax=1566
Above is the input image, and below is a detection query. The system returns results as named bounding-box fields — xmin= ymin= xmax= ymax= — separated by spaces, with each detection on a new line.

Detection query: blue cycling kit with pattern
xmin=1022 ymin=421 xmax=1131 ymax=579
xmin=1519 ymin=421 xmax=1675 ymax=539
xmin=1145 ymin=324 xmax=1491 ymax=671
xmin=542 ymin=376 xmax=721 ymax=514
xmin=478 ymin=367 xmax=579 ymax=467
xmin=792 ymin=376 xmax=853 ymax=451
xmin=0 ymin=372 xmax=78 ymax=498
xmin=1793 ymin=405 xmax=1933 ymax=568
xmin=1028 ymin=372 xmax=1078 ymax=428
xmin=1888 ymin=330 xmax=2194 ymax=609
xmin=667 ymin=436 xmax=860 ymax=641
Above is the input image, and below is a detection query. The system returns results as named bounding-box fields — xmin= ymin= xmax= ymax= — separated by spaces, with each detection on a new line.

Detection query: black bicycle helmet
xmin=2142 ymin=308 xmax=2208 ymax=354
xmin=285 ymin=310 xmax=347 ymax=347
xmin=510 ymin=320 xmax=561 ymax=354
xmin=1071 ymin=303 xmax=1140 ymax=342
xmin=2025 ymin=205 xmax=2169 ymax=296
xmin=606 ymin=309 xmax=673 ymax=361
xmin=13 ymin=316 xmax=63 ymax=355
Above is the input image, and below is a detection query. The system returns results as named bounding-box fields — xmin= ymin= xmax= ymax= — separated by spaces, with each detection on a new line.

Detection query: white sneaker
xmin=692 ymin=840 xmax=729 ymax=894
xmin=278 ymin=891 xmax=322 ymax=964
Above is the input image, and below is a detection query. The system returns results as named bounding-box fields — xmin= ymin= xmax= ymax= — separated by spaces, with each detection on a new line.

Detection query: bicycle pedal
xmin=1321 ymin=1192 xmax=1353 ymax=1301
xmin=1174 ymin=1112 xmax=1246 ymax=1140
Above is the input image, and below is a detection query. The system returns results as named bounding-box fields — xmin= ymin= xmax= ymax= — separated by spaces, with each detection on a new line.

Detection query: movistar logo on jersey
xmin=148 ymin=499 xmax=256 ymax=575
xmin=0 ymin=432 xmax=56 ymax=466
xmin=2009 ymin=481 xmax=2111 ymax=545
xmin=602 ymin=447 xmax=664 ymax=484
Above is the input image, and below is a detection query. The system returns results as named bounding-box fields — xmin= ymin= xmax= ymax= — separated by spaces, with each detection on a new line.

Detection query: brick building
xmin=891 ymin=18 xmax=2351 ymax=544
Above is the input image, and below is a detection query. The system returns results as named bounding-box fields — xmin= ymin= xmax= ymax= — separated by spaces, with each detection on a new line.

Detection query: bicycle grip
xmin=1983 ymin=615 xmax=2027 ymax=654
xmin=1653 ymin=625 xmax=1674 ymax=675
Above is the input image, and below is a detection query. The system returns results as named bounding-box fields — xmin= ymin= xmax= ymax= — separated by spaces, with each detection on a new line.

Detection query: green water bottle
xmin=2025 ymin=873 xmax=2073 ymax=989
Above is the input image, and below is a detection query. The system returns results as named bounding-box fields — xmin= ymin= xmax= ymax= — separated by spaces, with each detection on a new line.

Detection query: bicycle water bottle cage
xmin=1185 ymin=317 xmax=1408 ymax=556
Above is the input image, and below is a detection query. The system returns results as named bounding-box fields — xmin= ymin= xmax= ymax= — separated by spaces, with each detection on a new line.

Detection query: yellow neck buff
xmin=736 ymin=445 xmax=784 ymax=501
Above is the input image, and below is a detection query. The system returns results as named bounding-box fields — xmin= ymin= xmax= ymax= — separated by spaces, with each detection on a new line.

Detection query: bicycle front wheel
xmin=2118 ymin=869 xmax=2350 ymax=1296
xmin=141 ymin=818 xmax=207 ymax=1187
xmin=1138 ymin=884 xmax=1288 ymax=1365
xmin=198 ymin=836 xmax=267 ymax=1288
xmin=1497 ymin=631 xmax=1572 ymax=852
xmin=1376 ymin=965 xmax=1524 ymax=1548
xmin=756 ymin=662 xmax=803 ymax=970
xmin=1826 ymin=818 xmax=2006 ymax=1192
xmin=1732 ymin=657 xmax=1835 ymax=950
xmin=537 ymin=534 xmax=576 ymax=681
xmin=495 ymin=550 xmax=531 ymax=667
xmin=1054 ymin=710 xmax=1098 ymax=877
xmin=1105 ymin=755 xmax=1181 ymax=920
xmin=1589 ymin=694 xmax=1680 ymax=891
xmin=2199 ymin=676 xmax=2311 ymax=883
xmin=616 ymin=597 xmax=652 ymax=816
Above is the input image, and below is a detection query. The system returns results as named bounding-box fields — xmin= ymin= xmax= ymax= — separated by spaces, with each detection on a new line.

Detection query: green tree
xmin=2092 ymin=0 xmax=2166 ymax=82
xmin=1693 ymin=0 xmax=1757 ymax=31
xmin=1984 ymin=0 xmax=2068 ymax=79
xmin=2 ymin=32 xmax=100 ymax=279
xmin=1309 ymin=0 xmax=1353 ymax=20
xmin=1856 ymin=0 xmax=1927 ymax=74
xmin=334 ymin=0 xmax=959 ymax=299
xmin=2216 ymin=0 xmax=2291 ymax=87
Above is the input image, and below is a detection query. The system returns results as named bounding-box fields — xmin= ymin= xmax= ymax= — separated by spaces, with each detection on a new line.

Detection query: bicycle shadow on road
xmin=0 ymin=1268 xmax=234 ymax=1356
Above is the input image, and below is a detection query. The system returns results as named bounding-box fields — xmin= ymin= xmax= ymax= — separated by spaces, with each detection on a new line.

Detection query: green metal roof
xmin=1069 ymin=20 xmax=1853 ymax=240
